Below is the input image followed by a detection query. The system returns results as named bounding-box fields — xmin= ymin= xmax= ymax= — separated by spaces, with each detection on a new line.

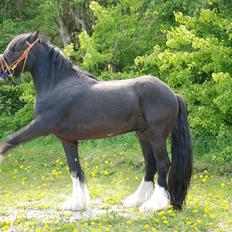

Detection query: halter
xmin=0 ymin=38 xmax=39 ymax=80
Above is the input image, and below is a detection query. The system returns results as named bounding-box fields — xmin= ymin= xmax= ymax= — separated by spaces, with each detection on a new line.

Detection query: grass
xmin=0 ymin=134 xmax=231 ymax=231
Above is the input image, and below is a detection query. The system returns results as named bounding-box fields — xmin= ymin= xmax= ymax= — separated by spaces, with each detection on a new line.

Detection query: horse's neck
xmin=30 ymin=49 xmax=75 ymax=99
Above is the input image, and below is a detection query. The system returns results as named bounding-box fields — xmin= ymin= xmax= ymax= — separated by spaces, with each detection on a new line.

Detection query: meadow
xmin=0 ymin=134 xmax=231 ymax=232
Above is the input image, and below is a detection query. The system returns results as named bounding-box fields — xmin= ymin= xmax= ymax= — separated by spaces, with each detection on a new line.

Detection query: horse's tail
xmin=168 ymin=94 xmax=192 ymax=210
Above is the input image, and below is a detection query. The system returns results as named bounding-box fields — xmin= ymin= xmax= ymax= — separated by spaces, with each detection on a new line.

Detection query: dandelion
xmin=144 ymin=224 xmax=149 ymax=229
xmin=209 ymin=214 xmax=215 ymax=219
xmin=168 ymin=209 xmax=173 ymax=214
xmin=221 ymin=183 xmax=225 ymax=187
xmin=2 ymin=224 xmax=10 ymax=231
xmin=158 ymin=210 xmax=165 ymax=216
xmin=104 ymin=171 xmax=109 ymax=176
xmin=127 ymin=220 xmax=132 ymax=224
xmin=51 ymin=169 xmax=59 ymax=176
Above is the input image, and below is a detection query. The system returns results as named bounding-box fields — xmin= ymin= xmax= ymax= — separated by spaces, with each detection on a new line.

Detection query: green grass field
xmin=0 ymin=134 xmax=231 ymax=231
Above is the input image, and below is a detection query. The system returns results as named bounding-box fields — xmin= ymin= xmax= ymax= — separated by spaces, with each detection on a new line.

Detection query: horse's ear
xmin=27 ymin=31 xmax=40 ymax=43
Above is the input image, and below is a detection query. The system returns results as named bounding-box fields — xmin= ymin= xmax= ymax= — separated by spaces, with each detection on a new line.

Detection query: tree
xmin=135 ymin=9 xmax=232 ymax=138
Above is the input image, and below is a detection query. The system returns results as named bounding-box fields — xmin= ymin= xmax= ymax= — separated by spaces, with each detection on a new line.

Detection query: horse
xmin=0 ymin=32 xmax=192 ymax=212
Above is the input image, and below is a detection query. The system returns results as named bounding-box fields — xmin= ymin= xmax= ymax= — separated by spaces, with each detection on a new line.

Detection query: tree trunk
xmin=56 ymin=16 xmax=71 ymax=47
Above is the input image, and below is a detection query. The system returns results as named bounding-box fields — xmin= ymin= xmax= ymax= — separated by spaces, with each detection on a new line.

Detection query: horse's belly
xmin=54 ymin=117 xmax=138 ymax=140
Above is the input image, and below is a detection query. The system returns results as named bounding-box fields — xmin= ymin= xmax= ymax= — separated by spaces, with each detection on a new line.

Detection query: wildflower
xmin=104 ymin=171 xmax=109 ymax=176
xmin=144 ymin=224 xmax=149 ymax=229
xmin=209 ymin=214 xmax=215 ymax=219
xmin=158 ymin=211 xmax=165 ymax=216
xmin=51 ymin=169 xmax=59 ymax=176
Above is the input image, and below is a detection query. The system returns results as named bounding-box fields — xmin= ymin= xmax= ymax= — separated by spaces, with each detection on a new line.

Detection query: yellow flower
xmin=2 ymin=225 xmax=10 ymax=231
xmin=192 ymin=209 xmax=198 ymax=213
xmin=104 ymin=171 xmax=109 ymax=176
xmin=144 ymin=224 xmax=149 ymax=229
xmin=209 ymin=214 xmax=215 ymax=219
xmin=158 ymin=210 xmax=165 ymax=216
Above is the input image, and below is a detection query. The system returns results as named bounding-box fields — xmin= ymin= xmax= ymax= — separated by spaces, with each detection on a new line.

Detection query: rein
xmin=0 ymin=38 xmax=39 ymax=79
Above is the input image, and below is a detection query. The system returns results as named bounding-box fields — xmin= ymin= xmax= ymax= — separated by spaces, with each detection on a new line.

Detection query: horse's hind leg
xmin=61 ymin=140 xmax=90 ymax=211
xmin=124 ymin=131 xmax=156 ymax=208
xmin=140 ymin=132 xmax=171 ymax=212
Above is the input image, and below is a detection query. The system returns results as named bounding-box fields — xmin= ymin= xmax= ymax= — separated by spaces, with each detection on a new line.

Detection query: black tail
xmin=168 ymin=94 xmax=192 ymax=210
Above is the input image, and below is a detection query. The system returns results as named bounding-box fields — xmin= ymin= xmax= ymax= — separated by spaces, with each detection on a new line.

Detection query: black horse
xmin=0 ymin=32 xmax=192 ymax=212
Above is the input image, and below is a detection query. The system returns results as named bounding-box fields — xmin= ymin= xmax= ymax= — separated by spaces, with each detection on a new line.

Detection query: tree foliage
xmin=136 ymin=10 xmax=232 ymax=138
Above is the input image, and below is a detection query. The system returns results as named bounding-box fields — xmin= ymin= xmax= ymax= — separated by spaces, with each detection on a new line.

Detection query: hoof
xmin=124 ymin=180 xmax=154 ymax=208
xmin=139 ymin=183 xmax=170 ymax=213
xmin=139 ymin=198 xmax=169 ymax=212
xmin=124 ymin=193 xmax=144 ymax=208
xmin=62 ymin=196 xmax=88 ymax=211
xmin=62 ymin=177 xmax=90 ymax=211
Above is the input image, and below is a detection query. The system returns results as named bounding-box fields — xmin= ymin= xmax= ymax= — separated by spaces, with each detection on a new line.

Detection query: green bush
xmin=135 ymin=10 xmax=232 ymax=139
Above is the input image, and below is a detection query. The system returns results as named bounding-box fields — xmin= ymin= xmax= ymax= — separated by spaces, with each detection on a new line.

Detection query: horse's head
xmin=0 ymin=32 xmax=40 ymax=78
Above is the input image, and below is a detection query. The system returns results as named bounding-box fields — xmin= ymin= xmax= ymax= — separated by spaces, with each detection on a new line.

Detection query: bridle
xmin=0 ymin=38 xmax=39 ymax=79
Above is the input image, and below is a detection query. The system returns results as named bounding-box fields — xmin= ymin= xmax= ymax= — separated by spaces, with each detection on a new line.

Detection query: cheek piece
xmin=0 ymin=38 xmax=39 ymax=80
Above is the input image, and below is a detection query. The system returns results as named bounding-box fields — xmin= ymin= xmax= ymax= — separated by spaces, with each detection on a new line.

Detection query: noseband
xmin=0 ymin=38 xmax=39 ymax=79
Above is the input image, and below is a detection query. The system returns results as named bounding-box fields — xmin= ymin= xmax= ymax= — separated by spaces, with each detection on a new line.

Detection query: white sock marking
xmin=62 ymin=176 xmax=90 ymax=211
xmin=140 ymin=182 xmax=170 ymax=212
xmin=124 ymin=178 xmax=154 ymax=208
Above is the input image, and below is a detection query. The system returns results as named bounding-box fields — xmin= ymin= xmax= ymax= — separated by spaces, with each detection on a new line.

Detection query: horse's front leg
xmin=61 ymin=140 xmax=90 ymax=211
xmin=0 ymin=119 xmax=49 ymax=162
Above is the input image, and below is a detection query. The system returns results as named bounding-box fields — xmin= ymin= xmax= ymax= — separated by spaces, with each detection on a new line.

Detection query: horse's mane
xmin=39 ymin=35 xmax=99 ymax=81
